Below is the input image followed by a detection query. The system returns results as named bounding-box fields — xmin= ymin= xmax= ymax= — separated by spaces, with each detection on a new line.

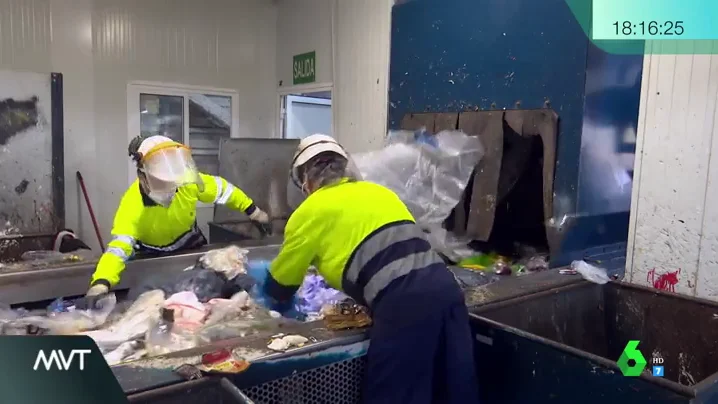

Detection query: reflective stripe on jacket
xmin=91 ymin=173 xmax=256 ymax=287
xmin=341 ymin=221 xmax=444 ymax=307
xmin=264 ymin=178 xmax=444 ymax=308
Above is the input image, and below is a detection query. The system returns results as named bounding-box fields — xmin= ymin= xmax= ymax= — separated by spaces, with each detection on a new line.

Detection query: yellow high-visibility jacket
xmin=91 ymin=173 xmax=256 ymax=288
xmin=265 ymin=178 xmax=445 ymax=309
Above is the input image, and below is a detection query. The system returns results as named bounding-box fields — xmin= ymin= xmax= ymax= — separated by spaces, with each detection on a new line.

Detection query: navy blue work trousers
xmin=361 ymin=301 xmax=480 ymax=404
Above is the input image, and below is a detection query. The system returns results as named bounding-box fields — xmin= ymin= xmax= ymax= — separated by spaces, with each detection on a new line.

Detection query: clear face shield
xmin=139 ymin=142 xmax=203 ymax=207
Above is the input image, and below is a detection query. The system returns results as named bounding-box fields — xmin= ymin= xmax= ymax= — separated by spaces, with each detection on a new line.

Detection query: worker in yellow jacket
xmin=247 ymin=134 xmax=479 ymax=404
xmin=82 ymin=135 xmax=271 ymax=305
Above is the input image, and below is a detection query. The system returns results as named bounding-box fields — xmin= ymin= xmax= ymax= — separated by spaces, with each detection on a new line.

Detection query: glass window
xmin=280 ymin=90 xmax=332 ymax=139
xmin=139 ymin=94 xmax=184 ymax=144
xmin=188 ymin=94 xmax=232 ymax=175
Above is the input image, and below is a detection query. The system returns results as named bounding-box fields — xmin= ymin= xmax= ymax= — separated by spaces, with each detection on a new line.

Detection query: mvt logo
xmin=33 ymin=349 xmax=92 ymax=371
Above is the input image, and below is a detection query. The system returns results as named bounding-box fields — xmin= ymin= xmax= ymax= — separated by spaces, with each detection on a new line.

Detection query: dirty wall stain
xmin=0 ymin=96 xmax=39 ymax=146
xmin=14 ymin=179 xmax=29 ymax=194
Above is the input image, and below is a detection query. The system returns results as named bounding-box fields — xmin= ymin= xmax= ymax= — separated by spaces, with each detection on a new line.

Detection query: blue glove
xmin=246 ymin=259 xmax=271 ymax=286
xmin=246 ymin=260 xmax=305 ymax=320
xmin=249 ymin=285 xmax=304 ymax=320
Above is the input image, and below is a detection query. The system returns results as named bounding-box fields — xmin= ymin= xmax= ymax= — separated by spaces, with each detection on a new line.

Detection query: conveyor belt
xmin=0 ymin=242 xmax=282 ymax=306
xmin=117 ymin=320 xmax=368 ymax=396
xmin=116 ymin=268 xmax=583 ymax=397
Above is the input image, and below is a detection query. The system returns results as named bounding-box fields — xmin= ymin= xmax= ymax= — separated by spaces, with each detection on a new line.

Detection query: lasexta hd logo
xmin=617 ymin=340 xmax=647 ymax=376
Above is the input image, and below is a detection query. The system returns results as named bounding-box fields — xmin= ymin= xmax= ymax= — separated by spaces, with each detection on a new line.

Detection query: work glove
xmin=248 ymin=208 xmax=273 ymax=237
xmin=245 ymin=260 xmax=303 ymax=320
xmin=74 ymin=283 xmax=109 ymax=311
xmin=249 ymin=285 xmax=302 ymax=320
xmin=246 ymin=260 xmax=271 ymax=286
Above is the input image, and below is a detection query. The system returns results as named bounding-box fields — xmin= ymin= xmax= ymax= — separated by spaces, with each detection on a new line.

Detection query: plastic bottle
xmin=145 ymin=308 xmax=176 ymax=355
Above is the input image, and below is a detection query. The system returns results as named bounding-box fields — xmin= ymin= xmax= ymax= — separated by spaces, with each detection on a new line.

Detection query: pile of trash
xmin=0 ymin=246 xmax=352 ymax=366
xmin=0 ymin=246 xmax=354 ymax=365
xmin=457 ymin=252 xmax=549 ymax=277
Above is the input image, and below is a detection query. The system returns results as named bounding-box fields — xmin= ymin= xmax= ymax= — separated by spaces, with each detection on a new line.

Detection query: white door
xmin=285 ymin=95 xmax=332 ymax=139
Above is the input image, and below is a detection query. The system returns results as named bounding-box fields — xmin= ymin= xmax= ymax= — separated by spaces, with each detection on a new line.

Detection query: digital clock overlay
xmin=563 ymin=0 xmax=718 ymax=55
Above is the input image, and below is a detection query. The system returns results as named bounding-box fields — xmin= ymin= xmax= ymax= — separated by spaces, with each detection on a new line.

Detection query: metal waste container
xmin=470 ymin=281 xmax=718 ymax=403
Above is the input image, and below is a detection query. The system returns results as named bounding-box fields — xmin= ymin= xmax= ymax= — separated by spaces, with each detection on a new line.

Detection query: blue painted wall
xmin=388 ymin=0 xmax=643 ymax=266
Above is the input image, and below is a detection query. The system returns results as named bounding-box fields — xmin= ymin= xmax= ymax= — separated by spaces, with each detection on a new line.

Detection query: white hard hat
xmin=138 ymin=135 xmax=176 ymax=156
xmin=291 ymin=134 xmax=348 ymax=170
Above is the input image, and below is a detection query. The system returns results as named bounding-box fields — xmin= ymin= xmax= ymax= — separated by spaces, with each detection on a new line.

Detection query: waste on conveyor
xmin=0 ymin=246 xmax=352 ymax=366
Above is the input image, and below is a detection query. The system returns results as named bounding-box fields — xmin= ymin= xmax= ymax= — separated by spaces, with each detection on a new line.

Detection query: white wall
xmin=276 ymin=0 xmax=333 ymax=86
xmin=275 ymin=0 xmax=393 ymax=153
xmin=626 ymin=40 xmax=718 ymax=299
xmin=0 ymin=0 xmax=277 ymax=250
xmin=333 ymin=0 xmax=393 ymax=153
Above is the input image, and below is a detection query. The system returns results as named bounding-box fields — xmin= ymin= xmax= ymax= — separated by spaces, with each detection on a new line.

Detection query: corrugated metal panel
xmin=333 ymin=0 xmax=392 ymax=153
xmin=0 ymin=0 xmax=52 ymax=69
xmin=627 ymin=40 xmax=718 ymax=299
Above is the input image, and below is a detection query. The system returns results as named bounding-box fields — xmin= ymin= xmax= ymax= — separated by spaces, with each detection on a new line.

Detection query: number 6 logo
xmin=617 ymin=340 xmax=648 ymax=377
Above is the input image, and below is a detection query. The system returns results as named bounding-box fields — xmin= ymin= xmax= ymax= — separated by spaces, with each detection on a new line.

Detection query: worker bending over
xmin=82 ymin=135 xmax=271 ymax=306
xmin=248 ymin=134 xmax=480 ymax=404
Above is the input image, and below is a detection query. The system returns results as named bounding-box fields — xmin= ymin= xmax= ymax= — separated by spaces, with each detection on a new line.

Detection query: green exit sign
xmin=293 ymin=51 xmax=316 ymax=85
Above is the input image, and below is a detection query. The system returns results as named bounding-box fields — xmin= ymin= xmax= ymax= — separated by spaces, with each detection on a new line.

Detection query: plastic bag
xmin=145 ymin=309 xmax=198 ymax=357
xmin=363 ymin=129 xmax=484 ymax=226
xmin=83 ymin=290 xmax=165 ymax=352
xmin=130 ymin=246 xmax=254 ymax=303
xmin=104 ymin=340 xmax=145 ymax=366
xmin=130 ymin=268 xmax=254 ymax=303
xmin=204 ymin=291 xmax=252 ymax=326
xmin=296 ymin=273 xmax=347 ymax=316
xmin=0 ymin=303 xmax=23 ymax=323
xmin=163 ymin=291 xmax=208 ymax=331
xmin=571 ymin=260 xmax=611 ymax=285
xmin=18 ymin=293 xmax=117 ymax=334
xmin=20 ymin=250 xmax=67 ymax=261
xmin=352 ymin=129 xmax=484 ymax=257
xmin=195 ymin=245 xmax=249 ymax=280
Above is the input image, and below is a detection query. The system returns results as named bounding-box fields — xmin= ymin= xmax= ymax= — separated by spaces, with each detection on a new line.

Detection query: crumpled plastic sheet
xmin=571 ymin=260 xmax=611 ymax=285
xmin=295 ymin=273 xmax=347 ymax=316
xmin=129 ymin=246 xmax=255 ymax=303
xmin=145 ymin=316 xmax=199 ymax=357
xmin=47 ymin=297 xmax=73 ymax=313
xmin=104 ymin=341 xmax=146 ymax=366
xmin=195 ymin=245 xmax=249 ymax=280
xmin=353 ymin=129 xmax=484 ymax=261
xmin=163 ymin=291 xmax=208 ymax=331
xmin=83 ymin=290 xmax=166 ymax=353
xmin=15 ymin=293 xmax=117 ymax=335
xmin=129 ymin=268 xmax=256 ymax=303
xmin=203 ymin=291 xmax=251 ymax=326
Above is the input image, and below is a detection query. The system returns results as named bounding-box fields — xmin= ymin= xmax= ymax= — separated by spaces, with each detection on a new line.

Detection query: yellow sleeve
xmin=197 ymin=173 xmax=255 ymax=213
xmin=91 ymin=187 xmax=141 ymax=287
xmin=264 ymin=206 xmax=321 ymax=301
